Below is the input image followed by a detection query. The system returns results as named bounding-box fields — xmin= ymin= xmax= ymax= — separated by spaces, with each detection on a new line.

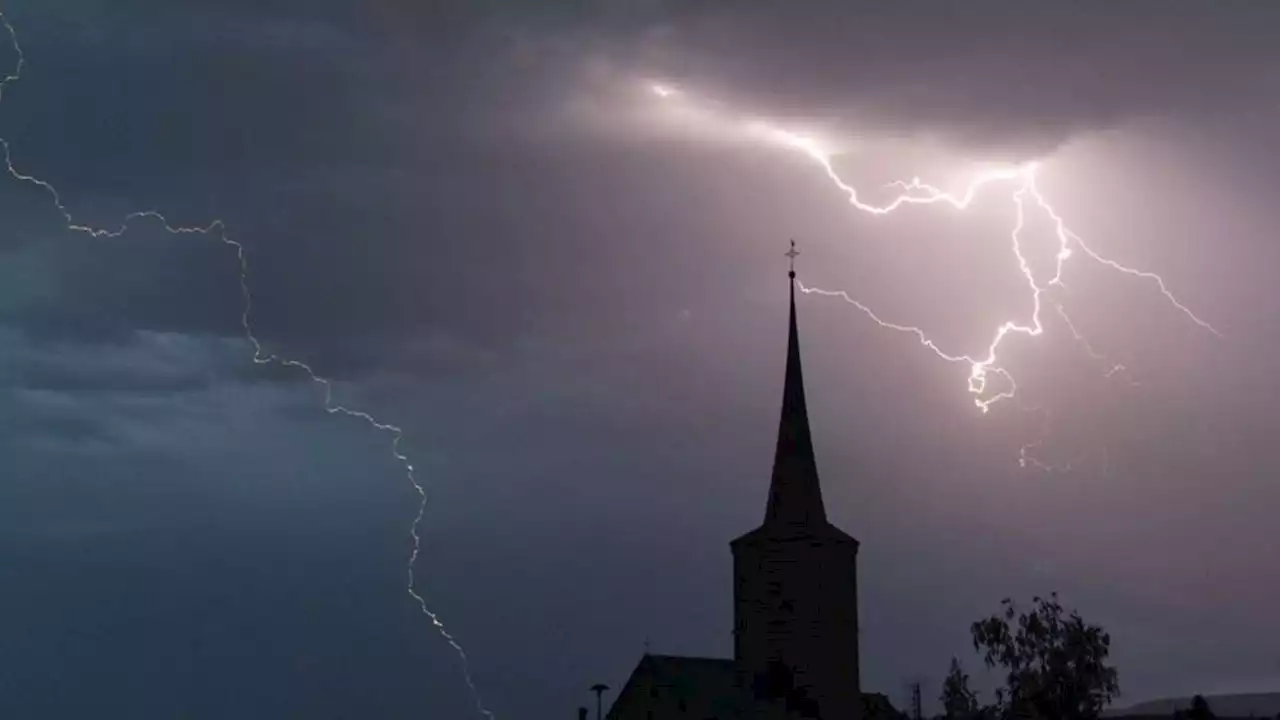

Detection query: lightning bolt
xmin=0 ymin=13 xmax=493 ymax=718
xmin=647 ymin=81 xmax=1217 ymax=430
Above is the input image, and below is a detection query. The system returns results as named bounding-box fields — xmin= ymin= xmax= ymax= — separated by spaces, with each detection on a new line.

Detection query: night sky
xmin=1 ymin=2 xmax=1278 ymax=718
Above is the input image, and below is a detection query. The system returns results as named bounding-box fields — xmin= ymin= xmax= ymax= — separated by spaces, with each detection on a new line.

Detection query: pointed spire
xmin=765 ymin=241 xmax=827 ymax=528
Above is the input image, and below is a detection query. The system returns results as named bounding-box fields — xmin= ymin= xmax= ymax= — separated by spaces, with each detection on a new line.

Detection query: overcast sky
xmin=1 ymin=2 xmax=1278 ymax=718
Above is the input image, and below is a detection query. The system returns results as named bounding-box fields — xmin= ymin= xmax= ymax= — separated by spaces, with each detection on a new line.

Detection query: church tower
xmin=730 ymin=246 xmax=861 ymax=720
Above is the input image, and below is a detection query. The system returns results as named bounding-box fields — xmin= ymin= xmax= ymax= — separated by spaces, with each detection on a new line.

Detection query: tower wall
xmin=732 ymin=533 xmax=860 ymax=720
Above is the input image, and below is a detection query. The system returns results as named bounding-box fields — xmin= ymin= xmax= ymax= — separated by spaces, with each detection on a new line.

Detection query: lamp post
xmin=589 ymin=683 xmax=610 ymax=720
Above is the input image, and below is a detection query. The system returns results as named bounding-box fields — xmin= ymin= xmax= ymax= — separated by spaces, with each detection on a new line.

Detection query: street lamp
xmin=589 ymin=683 xmax=610 ymax=720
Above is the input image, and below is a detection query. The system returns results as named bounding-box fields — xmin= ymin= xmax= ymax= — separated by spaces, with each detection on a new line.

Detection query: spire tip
xmin=785 ymin=239 xmax=799 ymax=279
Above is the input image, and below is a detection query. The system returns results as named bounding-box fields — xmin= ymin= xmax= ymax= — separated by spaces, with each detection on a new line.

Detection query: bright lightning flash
xmin=0 ymin=14 xmax=492 ymax=718
xmin=646 ymin=80 xmax=1219 ymax=424
xmin=649 ymin=82 xmax=677 ymax=98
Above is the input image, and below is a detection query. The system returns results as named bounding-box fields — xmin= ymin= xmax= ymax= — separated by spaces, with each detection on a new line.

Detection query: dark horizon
xmin=1 ymin=2 xmax=1278 ymax=719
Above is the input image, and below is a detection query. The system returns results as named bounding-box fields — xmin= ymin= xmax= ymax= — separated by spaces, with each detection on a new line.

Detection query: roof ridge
xmin=646 ymin=654 xmax=733 ymax=662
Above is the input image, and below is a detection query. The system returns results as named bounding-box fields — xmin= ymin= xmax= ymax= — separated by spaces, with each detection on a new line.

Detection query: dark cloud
xmin=9 ymin=331 xmax=247 ymax=395
xmin=359 ymin=1 xmax=1280 ymax=154
xmin=0 ymin=1 xmax=597 ymax=374
xmin=1 ymin=399 xmax=108 ymax=445
xmin=630 ymin=2 xmax=1280 ymax=149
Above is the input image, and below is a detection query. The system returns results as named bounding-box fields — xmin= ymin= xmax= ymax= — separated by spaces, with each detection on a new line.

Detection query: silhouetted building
xmin=605 ymin=263 xmax=900 ymax=720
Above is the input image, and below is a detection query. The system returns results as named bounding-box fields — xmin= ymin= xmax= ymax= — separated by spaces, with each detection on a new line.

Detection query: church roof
xmin=605 ymin=654 xmax=905 ymax=720
xmin=605 ymin=654 xmax=745 ymax=720
xmin=641 ymin=654 xmax=736 ymax=687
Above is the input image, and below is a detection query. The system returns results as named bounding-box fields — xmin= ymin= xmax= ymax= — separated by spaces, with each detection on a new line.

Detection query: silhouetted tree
xmin=970 ymin=593 xmax=1119 ymax=719
xmin=1174 ymin=694 xmax=1215 ymax=720
xmin=941 ymin=657 xmax=980 ymax=719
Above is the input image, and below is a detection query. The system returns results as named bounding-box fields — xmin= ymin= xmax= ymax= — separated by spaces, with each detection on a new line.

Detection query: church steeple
xmin=764 ymin=241 xmax=827 ymax=528
xmin=730 ymin=243 xmax=861 ymax=720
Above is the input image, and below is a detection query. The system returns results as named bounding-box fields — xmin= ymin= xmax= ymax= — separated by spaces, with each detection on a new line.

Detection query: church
xmin=601 ymin=255 xmax=903 ymax=720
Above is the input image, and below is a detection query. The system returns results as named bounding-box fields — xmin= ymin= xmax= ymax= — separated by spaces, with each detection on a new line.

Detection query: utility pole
xmin=590 ymin=683 xmax=610 ymax=720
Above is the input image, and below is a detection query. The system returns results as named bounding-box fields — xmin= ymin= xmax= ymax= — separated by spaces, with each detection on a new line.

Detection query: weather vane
xmin=786 ymin=239 xmax=799 ymax=279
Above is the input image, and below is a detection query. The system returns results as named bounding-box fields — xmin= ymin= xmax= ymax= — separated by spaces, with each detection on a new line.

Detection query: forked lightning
xmin=648 ymin=81 xmax=1218 ymax=419
xmin=0 ymin=13 xmax=493 ymax=719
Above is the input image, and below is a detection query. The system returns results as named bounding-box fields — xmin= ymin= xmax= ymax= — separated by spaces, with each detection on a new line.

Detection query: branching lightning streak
xmin=649 ymin=82 xmax=1218 ymax=419
xmin=1051 ymin=301 xmax=1132 ymax=382
xmin=0 ymin=14 xmax=492 ymax=718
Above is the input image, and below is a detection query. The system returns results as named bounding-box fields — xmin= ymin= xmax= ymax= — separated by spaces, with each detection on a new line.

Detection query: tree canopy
xmin=968 ymin=593 xmax=1119 ymax=720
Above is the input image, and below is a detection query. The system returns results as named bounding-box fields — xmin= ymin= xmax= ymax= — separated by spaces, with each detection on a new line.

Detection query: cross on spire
xmin=785 ymin=239 xmax=799 ymax=279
